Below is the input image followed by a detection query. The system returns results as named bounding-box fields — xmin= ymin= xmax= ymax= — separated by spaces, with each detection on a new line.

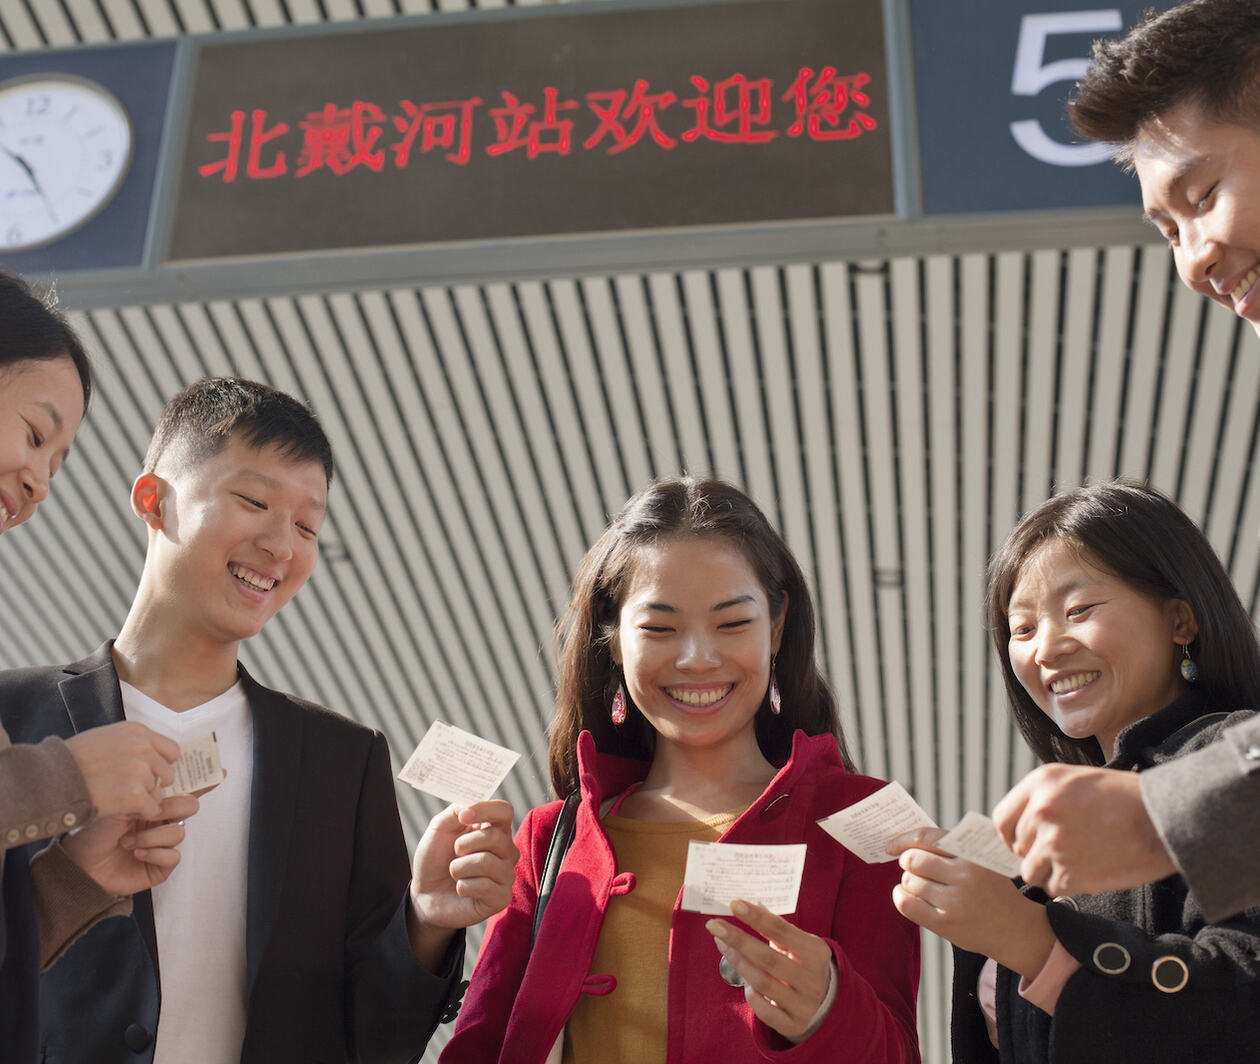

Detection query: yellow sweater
xmin=563 ymin=809 xmax=742 ymax=1064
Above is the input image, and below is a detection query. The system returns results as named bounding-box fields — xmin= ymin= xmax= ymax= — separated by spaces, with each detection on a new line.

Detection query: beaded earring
xmin=768 ymin=654 xmax=782 ymax=715
xmin=1180 ymin=644 xmax=1199 ymax=684
xmin=611 ymin=683 xmax=627 ymax=725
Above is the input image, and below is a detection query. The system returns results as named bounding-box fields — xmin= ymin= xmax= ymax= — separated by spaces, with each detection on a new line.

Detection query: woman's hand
xmin=888 ymin=827 xmax=1056 ymax=979
xmin=706 ymin=899 xmax=834 ymax=1042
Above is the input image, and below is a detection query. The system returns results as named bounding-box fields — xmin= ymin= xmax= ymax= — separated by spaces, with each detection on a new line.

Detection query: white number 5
xmin=1010 ymin=10 xmax=1122 ymax=166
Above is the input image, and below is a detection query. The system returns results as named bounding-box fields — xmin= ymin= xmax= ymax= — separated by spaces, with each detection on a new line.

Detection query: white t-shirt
xmin=121 ymin=680 xmax=254 ymax=1064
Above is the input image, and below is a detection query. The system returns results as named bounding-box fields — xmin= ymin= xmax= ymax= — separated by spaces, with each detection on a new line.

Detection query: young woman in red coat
xmin=441 ymin=476 xmax=921 ymax=1064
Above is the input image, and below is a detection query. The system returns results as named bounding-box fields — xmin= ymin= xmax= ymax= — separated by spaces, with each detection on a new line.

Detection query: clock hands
xmin=0 ymin=141 xmax=59 ymax=225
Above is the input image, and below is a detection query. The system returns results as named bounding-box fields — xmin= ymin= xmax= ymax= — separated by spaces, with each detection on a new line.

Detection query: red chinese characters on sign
xmin=196 ymin=67 xmax=878 ymax=182
xmin=783 ymin=68 xmax=878 ymax=141
xmin=392 ymin=98 xmax=483 ymax=167
xmin=681 ymin=74 xmax=777 ymax=145
xmin=584 ymin=80 xmax=678 ymax=154
xmin=199 ymin=109 xmax=290 ymax=182
xmin=296 ymin=102 xmax=387 ymax=176
xmin=487 ymin=88 xmax=580 ymax=158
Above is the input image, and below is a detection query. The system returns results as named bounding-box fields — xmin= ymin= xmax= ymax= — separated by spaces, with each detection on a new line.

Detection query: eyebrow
xmin=1007 ymin=576 xmax=1096 ymax=613
xmin=1140 ymin=155 xmax=1206 ymax=226
xmin=638 ymin=594 xmax=755 ymax=613
xmin=37 ymin=400 xmax=74 ymax=465
xmin=233 ymin=469 xmax=327 ymax=513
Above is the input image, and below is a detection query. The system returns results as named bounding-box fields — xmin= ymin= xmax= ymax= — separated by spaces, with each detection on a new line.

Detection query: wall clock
xmin=0 ymin=75 xmax=133 ymax=252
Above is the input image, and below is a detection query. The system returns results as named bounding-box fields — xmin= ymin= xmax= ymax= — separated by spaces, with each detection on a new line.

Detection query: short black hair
xmin=1070 ymin=0 xmax=1260 ymax=166
xmin=143 ymin=377 xmax=334 ymax=485
xmin=0 ymin=270 xmax=91 ymax=407
xmin=987 ymin=480 xmax=1260 ymax=765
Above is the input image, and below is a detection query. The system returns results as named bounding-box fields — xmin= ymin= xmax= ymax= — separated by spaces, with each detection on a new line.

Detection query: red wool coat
xmin=440 ymin=730 xmax=921 ymax=1064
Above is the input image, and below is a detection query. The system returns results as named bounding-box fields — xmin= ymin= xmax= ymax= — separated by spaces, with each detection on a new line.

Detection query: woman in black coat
xmin=893 ymin=482 xmax=1260 ymax=1063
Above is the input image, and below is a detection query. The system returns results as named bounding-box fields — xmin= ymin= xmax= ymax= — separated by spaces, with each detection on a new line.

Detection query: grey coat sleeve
xmin=1140 ymin=716 xmax=1260 ymax=921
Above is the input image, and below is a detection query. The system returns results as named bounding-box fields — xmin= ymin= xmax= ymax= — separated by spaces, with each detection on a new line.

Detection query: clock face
xmin=0 ymin=76 xmax=133 ymax=252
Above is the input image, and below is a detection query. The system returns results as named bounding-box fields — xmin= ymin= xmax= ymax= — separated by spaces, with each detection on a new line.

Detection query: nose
xmin=1032 ymin=620 xmax=1074 ymax=667
xmin=1177 ymin=224 xmax=1222 ymax=287
xmin=257 ymin=514 xmax=294 ymax=562
xmin=20 ymin=462 xmax=50 ymax=507
xmin=675 ymin=630 xmax=720 ymax=672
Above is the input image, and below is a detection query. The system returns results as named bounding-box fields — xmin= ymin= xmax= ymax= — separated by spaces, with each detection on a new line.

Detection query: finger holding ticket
xmin=397 ymin=720 xmax=521 ymax=806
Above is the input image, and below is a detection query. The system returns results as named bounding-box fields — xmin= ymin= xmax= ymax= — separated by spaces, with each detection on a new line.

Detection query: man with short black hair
xmin=3 ymin=377 xmax=517 ymax=1063
xmin=994 ymin=0 xmax=1260 ymax=921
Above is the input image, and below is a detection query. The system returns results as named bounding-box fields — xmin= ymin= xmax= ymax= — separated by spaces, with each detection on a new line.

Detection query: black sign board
xmin=167 ymin=0 xmax=891 ymax=261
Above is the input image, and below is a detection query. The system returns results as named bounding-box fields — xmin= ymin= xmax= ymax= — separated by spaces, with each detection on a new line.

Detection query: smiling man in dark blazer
xmin=1 ymin=377 xmax=517 ymax=1064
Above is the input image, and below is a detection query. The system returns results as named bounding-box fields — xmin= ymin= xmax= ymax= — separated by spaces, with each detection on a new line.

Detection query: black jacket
xmin=0 ymin=644 xmax=465 ymax=1064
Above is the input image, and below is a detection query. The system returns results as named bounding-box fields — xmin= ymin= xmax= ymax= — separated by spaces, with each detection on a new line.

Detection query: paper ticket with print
xmin=816 ymin=781 xmax=938 ymax=863
xmin=680 ymin=841 xmax=807 ymax=916
xmin=397 ymin=720 xmax=520 ymax=806
xmin=937 ymin=811 xmax=1023 ymax=878
xmin=162 ymin=732 xmax=224 ymax=796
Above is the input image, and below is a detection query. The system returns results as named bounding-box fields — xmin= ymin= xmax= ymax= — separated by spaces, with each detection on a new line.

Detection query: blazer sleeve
xmin=30 ymin=839 xmax=130 ymax=970
xmin=1044 ymin=899 xmax=1260 ymax=1060
xmin=439 ymin=803 xmax=551 ymax=1064
xmin=1140 ymin=715 xmax=1260 ymax=921
xmin=344 ymin=731 xmax=466 ymax=1064
xmin=0 ymin=734 xmax=94 ymax=849
xmin=753 ymin=850 xmax=921 ymax=1063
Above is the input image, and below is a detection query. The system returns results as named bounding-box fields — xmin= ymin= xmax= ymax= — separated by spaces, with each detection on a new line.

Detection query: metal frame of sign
xmin=0 ymin=0 xmax=1156 ymax=310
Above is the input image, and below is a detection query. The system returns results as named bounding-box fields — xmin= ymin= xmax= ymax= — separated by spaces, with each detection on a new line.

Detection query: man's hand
xmin=60 ymin=792 xmax=201 ymax=896
xmin=992 ymin=763 xmax=1177 ymax=896
xmin=407 ymin=800 xmax=518 ymax=971
xmin=65 ymin=722 xmax=180 ymax=821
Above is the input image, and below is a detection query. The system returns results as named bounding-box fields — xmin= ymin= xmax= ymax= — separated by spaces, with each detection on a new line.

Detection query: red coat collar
xmin=574 ymin=728 xmax=849 ymax=811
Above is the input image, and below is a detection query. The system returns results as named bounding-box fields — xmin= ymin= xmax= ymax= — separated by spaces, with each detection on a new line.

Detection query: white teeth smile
xmin=1049 ymin=672 xmax=1099 ymax=695
xmin=1231 ymin=266 xmax=1260 ymax=305
xmin=0 ymin=507 xmax=10 ymax=528
xmin=230 ymin=564 xmax=276 ymax=591
xmin=665 ymin=685 xmax=732 ymax=707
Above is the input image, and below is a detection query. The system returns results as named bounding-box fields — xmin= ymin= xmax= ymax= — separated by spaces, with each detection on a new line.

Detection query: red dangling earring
xmin=769 ymin=655 xmax=781 ymax=716
xmin=611 ymin=683 xmax=627 ymax=725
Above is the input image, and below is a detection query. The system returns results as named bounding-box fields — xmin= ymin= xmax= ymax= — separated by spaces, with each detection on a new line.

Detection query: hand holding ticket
xmin=398 ymin=720 xmax=521 ymax=806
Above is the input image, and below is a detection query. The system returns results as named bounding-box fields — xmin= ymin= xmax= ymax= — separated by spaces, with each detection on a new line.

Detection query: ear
xmin=1170 ymin=599 xmax=1199 ymax=645
xmin=771 ymin=591 xmax=789 ymax=653
xmin=608 ymin=632 xmax=622 ymax=668
xmin=130 ymin=473 xmax=167 ymax=530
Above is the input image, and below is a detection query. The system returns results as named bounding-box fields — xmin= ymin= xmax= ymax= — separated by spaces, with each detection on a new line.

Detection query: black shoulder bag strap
xmin=532 ymin=792 xmax=580 ymax=945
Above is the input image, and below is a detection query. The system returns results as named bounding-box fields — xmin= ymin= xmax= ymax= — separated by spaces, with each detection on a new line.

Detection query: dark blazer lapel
xmin=56 ymin=642 xmax=162 ymax=978
xmin=242 ymin=666 xmax=302 ymax=996
xmin=57 ymin=643 xmax=126 ymax=734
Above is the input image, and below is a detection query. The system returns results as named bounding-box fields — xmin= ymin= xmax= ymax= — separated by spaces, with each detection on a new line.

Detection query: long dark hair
xmin=0 ymin=271 xmax=91 ymax=406
xmin=987 ymin=480 xmax=1260 ymax=765
xmin=548 ymin=475 xmax=849 ymax=797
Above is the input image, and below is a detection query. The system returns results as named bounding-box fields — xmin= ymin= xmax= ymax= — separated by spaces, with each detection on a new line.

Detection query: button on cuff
xmin=1092 ymin=942 xmax=1131 ymax=975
